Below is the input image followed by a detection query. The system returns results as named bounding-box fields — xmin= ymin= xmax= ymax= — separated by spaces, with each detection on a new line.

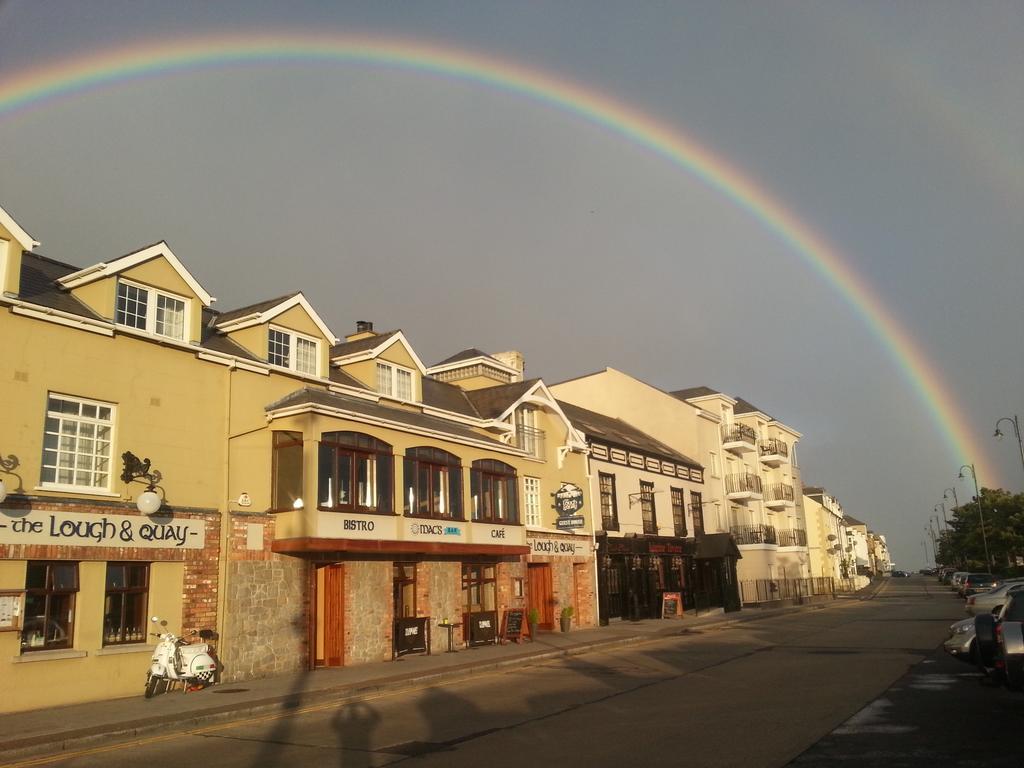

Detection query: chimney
xmin=345 ymin=320 xmax=378 ymax=342
xmin=492 ymin=350 xmax=525 ymax=382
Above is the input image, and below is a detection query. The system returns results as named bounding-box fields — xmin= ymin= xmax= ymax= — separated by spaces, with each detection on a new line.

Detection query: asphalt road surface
xmin=8 ymin=576 xmax=1020 ymax=768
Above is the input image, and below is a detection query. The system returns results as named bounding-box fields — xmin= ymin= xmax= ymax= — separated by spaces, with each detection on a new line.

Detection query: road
xmin=8 ymin=577 xmax=1021 ymax=768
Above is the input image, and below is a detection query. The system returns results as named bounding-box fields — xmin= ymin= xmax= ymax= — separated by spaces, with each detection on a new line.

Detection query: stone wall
xmin=343 ymin=560 xmax=391 ymax=664
xmin=221 ymin=556 xmax=308 ymax=681
xmin=426 ymin=561 xmax=461 ymax=654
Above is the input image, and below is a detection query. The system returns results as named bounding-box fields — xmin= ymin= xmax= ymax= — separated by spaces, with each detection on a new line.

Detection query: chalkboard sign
xmin=661 ymin=592 xmax=682 ymax=619
xmin=501 ymin=609 xmax=525 ymax=643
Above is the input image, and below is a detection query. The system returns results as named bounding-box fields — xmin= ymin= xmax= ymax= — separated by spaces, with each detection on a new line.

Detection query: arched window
xmin=471 ymin=459 xmax=519 ymax=524
xmin=403 ymin=447 xmax=463 ymax=519
xmin=318 ymin=432 xmax=393 ymax=513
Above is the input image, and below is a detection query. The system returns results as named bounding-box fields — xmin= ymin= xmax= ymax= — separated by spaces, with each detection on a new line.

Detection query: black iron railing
xmin=777 ymin=528 xmax=808 ymax=547
xmin=725 ymin=472 xmax=763 ymax=495
xmin=721 ymin=423 xmax=757 ymax=445
xmin=764 ymin=483 xmax=795 ymax=504
xmin=730 ymin=523 xmax=777 ymax=545
xmin=739 ymin=576 xmax=859 ymax=605
xmin=757 ymin=438 xmax=789 ymax=458
xmin=514 ymin=425 xmax=546 ymax=457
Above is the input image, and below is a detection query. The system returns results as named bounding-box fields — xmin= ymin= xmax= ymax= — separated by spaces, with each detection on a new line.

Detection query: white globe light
xmin=136 ymin=490 xmax=162 ymax=515
xmin=0 ymin=479 xmax=7 ymax=504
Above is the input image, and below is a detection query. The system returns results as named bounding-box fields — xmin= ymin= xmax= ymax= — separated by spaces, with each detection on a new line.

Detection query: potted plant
xmin=559 ymin=605 xmax=574 ymax=633
xmin=527 ymin=607 xmax=540 ymax=640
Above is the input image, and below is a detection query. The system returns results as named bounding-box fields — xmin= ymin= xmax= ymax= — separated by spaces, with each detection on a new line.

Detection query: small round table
xmin=436 ymin=621 xmax=462 ymax=653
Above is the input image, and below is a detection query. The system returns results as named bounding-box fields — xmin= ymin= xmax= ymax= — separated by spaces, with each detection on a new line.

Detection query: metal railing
xmin=730 ymin=523 xmax=777 ymax=545
xmin=739 ymin=576 xmax=856 ymax=605
xmin=721 ymin=423 xmax=757 ymax=444
xmin=764 ymin=483 xmax=795 ymax=504
xmin=726 ymin=472 xmax=763 ymax=495
xmin=513 ymin=425 xmax=546 ymax=457
xmin=757 ymin=438 xmax=789 ymax=458
xmin=777 ymin=528 xmax=808 ymax=547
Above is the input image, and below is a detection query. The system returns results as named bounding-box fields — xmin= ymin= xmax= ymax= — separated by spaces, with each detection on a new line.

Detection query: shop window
xmin=22 ymin=561 xmax=78 ymax=652
xmin=40 ymin=393 xmax=114 ymax=491
xmin=599 ymin=472 xmax=619 ymax=531
xmin=462 ymin=564 xmax=496 ymax=614
xmin=318 ymin=432 xmax=393 ymax=513
xmin=104 ymin=563 xmax=149 ymax=645
xmin=272 ymin=431 xmax=304 ymax=511
xmin=470 ymin=459 xmax=519 ymax=524
xmin=671 ymin=487 xmax=688 ymax=537
xmin=403 ymin=447 xmax=462 ymax=519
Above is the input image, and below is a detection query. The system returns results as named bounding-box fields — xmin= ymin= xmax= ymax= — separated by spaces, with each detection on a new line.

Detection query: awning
xmin=684 ymin=532 xmax=743 ymax=560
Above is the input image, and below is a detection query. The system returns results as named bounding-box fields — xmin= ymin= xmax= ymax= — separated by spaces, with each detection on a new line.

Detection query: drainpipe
xmin=215 ymin=362 xmax=235 ymax=661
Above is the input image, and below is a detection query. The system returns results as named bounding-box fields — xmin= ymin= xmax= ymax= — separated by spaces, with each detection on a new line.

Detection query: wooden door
xmin=528 ymin=564 xmax=554 ymax=630
xmin=322 ymin=564 xmax=344 ymax=667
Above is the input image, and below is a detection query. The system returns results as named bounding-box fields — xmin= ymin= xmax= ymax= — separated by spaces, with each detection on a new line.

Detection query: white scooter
xmin=144 ymin=616 xmax=218 ymax=698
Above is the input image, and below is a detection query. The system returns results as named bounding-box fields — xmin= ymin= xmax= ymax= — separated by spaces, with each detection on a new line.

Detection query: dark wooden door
xmin=528 ymin=564 xmax=554 ymax=629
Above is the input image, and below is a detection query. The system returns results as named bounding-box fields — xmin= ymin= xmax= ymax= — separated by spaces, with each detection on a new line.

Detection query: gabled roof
xmin=431 ymin=348 xmax=496 ymax=367
xmin=464 ymin=379 xmax=539 ymax=420
xmin=56 ymin=241 xmax=214 ymax=306
xmin=557 ymin=400 xmax=702 ymax=469
xmin=426 ymin=348 xmax=520 ymax=377
xmin=16 ymin=252 xmax=105 ymax=320
xmin=0 ymin=204 xmax=40 ymax=251
xmin=733 ymin=397 xmax=772 ymax=419
xmin=330 ymin=330 xmax=426 ymax=374
xmin=421 ymin=377 xmax=480 ymax=418
xmin=265 ymin=388 xmax=506 ymax=448
xmin=843 ymin=515 xmax=867 ymax=527
xmin=670 ymin=386 xmax=738 ymax=406
xmin=213 ymin=291 xmax=337 ymax=343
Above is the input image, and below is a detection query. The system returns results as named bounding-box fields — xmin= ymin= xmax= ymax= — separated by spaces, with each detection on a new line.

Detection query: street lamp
xmin=121 ymin=451 xmax=164 ymax=515
xmin=959 ymin=463 xmax=992 ymax=569
xmin=934 ymin=503 xmax=946 ymax=531
xmin=994 ymin=415 xmax=1024 ymax=476
xmin=0 ymin=453 xmax=21 ymax=504
xmin=943 ymin=487 xmax=958 ymax=516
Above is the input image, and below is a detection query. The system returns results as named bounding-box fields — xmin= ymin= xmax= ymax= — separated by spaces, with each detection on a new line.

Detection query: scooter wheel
xmin=144 ymin=674 xmax=160 ymax=699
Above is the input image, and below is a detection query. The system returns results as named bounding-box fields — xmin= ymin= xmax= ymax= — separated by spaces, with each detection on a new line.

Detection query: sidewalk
xmin=0 ymin=598 xmax=849 ymax=761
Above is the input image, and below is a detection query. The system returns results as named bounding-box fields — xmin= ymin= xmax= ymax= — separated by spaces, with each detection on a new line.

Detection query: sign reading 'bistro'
xmin=0 ymin=509 xmax=205 ymax=549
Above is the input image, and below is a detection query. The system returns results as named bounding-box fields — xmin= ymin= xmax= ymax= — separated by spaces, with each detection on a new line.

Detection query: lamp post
xmin=943 ymin=487 xmax=958 ymax=517
xmin=0 ymin=453 xmax=20 ymax=504
xmin=934 ymin=503 xmax=946 ymax=531
xmin=994 ymin=415 xmax=1024 ymax=477
xmin=959 ymin=463 xmax=991 ymax=569
xmin=121 ymin=451 xmax=164 ymax=515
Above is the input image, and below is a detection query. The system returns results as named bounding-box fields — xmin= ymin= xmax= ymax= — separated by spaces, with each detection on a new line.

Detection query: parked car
xmin=944 ymin=616 xmax=977 ymax=663
xmin=890 ymin=569 xmax=910 ymax=577
xmin=940 ymin=568 xmax=956 ymax=584
xmin=950 ymin=571 xmax=969 ymax=591
xmin=961 ymin=573 xmax=999 ymax=598
xmin=966 ymin=581 xmax=1024 ymax=616
xmin=975 ymin=591 xmax=1024 ymax=689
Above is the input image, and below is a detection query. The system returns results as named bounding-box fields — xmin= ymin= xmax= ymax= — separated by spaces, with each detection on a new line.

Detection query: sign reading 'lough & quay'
xmin=0 ymin=509 xmax=205 ymax=549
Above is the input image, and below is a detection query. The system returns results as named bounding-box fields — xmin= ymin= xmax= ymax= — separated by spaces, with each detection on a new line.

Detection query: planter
xmin=528 ymin=621 xmax=539 ymax=640
xmin=560 ymin=616 xmax=571 ymax=632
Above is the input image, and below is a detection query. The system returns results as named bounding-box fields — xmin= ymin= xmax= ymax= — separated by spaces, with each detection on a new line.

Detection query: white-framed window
xmin=376 ymin=362 xmax=414 ymax=400
xmin=268 ymin=327 xmax=319 ymax=375
xmin=524 ymin=477 xmax=541 ymax=526
xmin=40 ymin=394 xmax=115 ymax=491
xmin=115 ymin=280 xmax=188 ymax=341
xmin=514 ymin=407 xmax=545 ymax=458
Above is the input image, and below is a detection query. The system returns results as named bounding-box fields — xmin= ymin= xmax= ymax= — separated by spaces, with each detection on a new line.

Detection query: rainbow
xmin=0 ymin=31 xmax=999 ymax=486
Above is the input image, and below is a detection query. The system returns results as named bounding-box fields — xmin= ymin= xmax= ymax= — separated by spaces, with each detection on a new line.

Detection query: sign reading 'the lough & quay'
xmin=0 ymin=509 xmax=205 ymax=549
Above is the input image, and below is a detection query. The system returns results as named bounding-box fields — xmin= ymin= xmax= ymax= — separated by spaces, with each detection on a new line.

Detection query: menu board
xmin=0 ymin=592 xmax=22 ymax=631
xmin=501 ymin=609 xmax=525 ymax=642
xmin=661 ymin=592 xmax=682 ymax=619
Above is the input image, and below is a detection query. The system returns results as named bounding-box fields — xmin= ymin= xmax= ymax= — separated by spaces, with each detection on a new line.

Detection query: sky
xmin=0 ymin=1 xmax=1021 ymax=570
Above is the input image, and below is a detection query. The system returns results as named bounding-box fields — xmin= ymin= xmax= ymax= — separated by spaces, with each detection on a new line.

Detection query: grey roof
xmin=802 ymin=486 xmax=825 ymax=496
xmin=431 ymin=348 xmax=500 ymax=367
xmin=328 ymin=367 xmax=371 ymax=390
xmin=733 ymin=397 xmax=772 ymax=419
xmin=843 ymin=515 xmax=867 ymax=527
xmin=330 ymin=329 xmax=401 ymax=359
xmin=265 ymin=387 xmax=505 ymax=447
xmin=670 ymin=386 xmax=720 ymax=401
xmin=199 ymin=308 xmax=262 ymax=361
xmin=464 ymin=379 xmax=539 ymax=420
xmin=213 ymin=292 xmax=301 ymax=326
xmin=421 ymin=377 xmax=480 ymax=418
xmin=17 ymin=252 xmax=106 ymax=320
xmin=556 ymin=400 xmax=702 ymax=469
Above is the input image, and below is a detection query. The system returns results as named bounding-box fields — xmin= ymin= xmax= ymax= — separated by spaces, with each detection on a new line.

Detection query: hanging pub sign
xmin=553 ymin=483 xmax=585 ymax=530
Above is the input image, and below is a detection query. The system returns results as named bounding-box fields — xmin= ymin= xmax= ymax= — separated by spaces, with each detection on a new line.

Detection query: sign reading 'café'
xmin=0 ymin=509 xmax=205 ymax=549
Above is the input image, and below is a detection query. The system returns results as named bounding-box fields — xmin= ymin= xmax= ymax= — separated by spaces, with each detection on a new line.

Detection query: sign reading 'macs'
xmin=0 ymin=509 xmax=205 ymax=549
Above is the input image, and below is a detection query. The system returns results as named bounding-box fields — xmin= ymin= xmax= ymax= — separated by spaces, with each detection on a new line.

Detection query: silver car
xmin=965 ymin=580 xmax=1024 ymax=616
xmin=944 ymin=616 xmax=976 ymax=662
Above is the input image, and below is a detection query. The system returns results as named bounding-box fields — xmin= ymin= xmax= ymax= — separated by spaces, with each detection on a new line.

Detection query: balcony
xmin=725 ymin=472 xmax=763 ymax=501
xmin=730 ymin=523 xmax=777 ymax=546
xmin=513 ymin=424 xmax=546 ymax=458
xmin=721 ymin=423 xmax=757 ymax=454
xmin=757 ymin=438 xmax=789 ymax=467
xmin=777 ymin=528 xmax=808 ymax=548
xmin=763 ymin=482 xmax=795 ymax=509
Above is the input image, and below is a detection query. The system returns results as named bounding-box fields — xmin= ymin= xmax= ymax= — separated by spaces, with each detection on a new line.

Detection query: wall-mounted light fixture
xmin=0 ymin=453 xmax=21 ymax=504
xmin=121 ymin=451 xmax=163 ymax=515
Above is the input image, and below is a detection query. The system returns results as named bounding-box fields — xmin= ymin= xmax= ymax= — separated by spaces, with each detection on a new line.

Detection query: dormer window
xmin=268 ymin=327 xmax=319 ymax=375
xmin=376 ymin=362 xmax=413 ymax=400
xmin=115 ymin=280 xmax=187 ymax=341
